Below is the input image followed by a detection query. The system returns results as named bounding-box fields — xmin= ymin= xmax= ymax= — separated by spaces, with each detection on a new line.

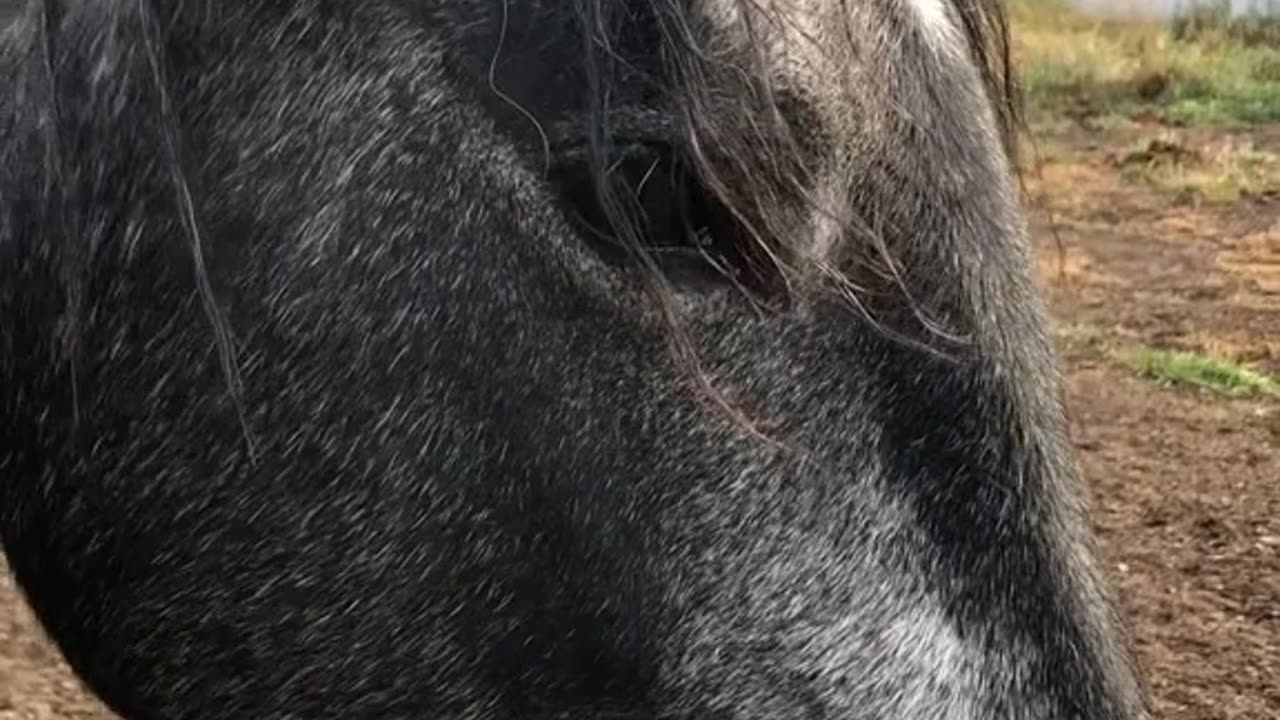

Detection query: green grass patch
xmin=1111 ymin=346 xmax=1279 ymax=397
xmin=1012 ymin=0 xmax=1280 ymax=126
xmin=1051 ymin=324 xmax=1279 ymax=398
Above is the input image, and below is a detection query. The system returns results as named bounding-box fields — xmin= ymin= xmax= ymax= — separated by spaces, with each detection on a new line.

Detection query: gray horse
xmin=0 ymin=0 xmax=1150 ymax=718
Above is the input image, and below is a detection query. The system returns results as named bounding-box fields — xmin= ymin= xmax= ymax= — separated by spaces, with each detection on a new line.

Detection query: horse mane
xmin=955 ymin=0 xmax=1024 ymax=156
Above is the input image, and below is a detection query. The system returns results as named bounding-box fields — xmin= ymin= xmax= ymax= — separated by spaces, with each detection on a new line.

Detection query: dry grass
xmin=1115 ymin=132 xmax=1280 ymax=204
xmin=1011 ymin=0 xmax=1280 ymax=126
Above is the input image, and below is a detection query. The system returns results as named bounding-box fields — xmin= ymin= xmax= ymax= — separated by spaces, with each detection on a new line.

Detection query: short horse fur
xmin=0 ymin=0 xmax=1149 ymax=718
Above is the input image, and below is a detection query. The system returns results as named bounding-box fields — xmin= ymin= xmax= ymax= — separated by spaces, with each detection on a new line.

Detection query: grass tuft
xmin=1111 ymin=347 xmax=1279 ymax=397
xmin=1050 ymin=324 xmax=1279 ymax=399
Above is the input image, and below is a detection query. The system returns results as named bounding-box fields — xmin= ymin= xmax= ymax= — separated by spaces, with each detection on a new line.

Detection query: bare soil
xmin=1030 ymin=121 xmax=1280 ymax=720
xmin=1 ymin=124 xmax=1277 ymax=719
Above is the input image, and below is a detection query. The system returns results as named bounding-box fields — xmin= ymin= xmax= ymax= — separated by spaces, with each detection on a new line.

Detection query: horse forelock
xmin=563 ymin=0 xmax=1025 ymax=356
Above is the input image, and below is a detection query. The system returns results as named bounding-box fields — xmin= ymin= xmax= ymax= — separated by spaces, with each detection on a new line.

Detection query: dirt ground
xmin=1 ymin=124 xmax=1277 ymax=719
xmin=1028 ymin=121 xmax=1280 ymax=720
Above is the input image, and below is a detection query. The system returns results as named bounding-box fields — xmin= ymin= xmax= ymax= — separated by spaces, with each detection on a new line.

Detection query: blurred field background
xmin=1015 ymin=2 xmax=1278 ymax=718
xmin=1 ymin=1 xmax=1278 ymax=719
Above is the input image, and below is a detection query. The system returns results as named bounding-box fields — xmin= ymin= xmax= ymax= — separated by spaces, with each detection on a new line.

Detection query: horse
xmin=0 ymin=0 xmax=1150 ymax=718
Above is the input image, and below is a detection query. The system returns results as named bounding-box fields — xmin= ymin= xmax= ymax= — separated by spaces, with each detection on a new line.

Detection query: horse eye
xmin=551 ymin=142 xmax=781 ymax=299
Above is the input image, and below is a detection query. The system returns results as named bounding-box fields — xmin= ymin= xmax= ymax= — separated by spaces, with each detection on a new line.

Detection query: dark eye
xmin=550 ymin=141 xmax=784 ymax=301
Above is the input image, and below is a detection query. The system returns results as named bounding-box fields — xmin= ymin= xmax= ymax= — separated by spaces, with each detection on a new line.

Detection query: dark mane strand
xmin=28 ymin=0 xmax=257 ymax=459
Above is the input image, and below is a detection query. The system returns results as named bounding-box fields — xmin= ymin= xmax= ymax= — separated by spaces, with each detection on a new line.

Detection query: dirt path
xmin=1 ymin=125 xmax=1277 ymax=719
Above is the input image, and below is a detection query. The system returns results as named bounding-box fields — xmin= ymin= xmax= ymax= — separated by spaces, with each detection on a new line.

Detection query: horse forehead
xmin=696 ymin=0 xmax=965 ymax=77
xmin=906 ymin=0 xmax=952 ymax=26
xmin=696 ymin=0 xmax=962 ymax=117
xmin=903 ymin=0 xmax=967 ymax=46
